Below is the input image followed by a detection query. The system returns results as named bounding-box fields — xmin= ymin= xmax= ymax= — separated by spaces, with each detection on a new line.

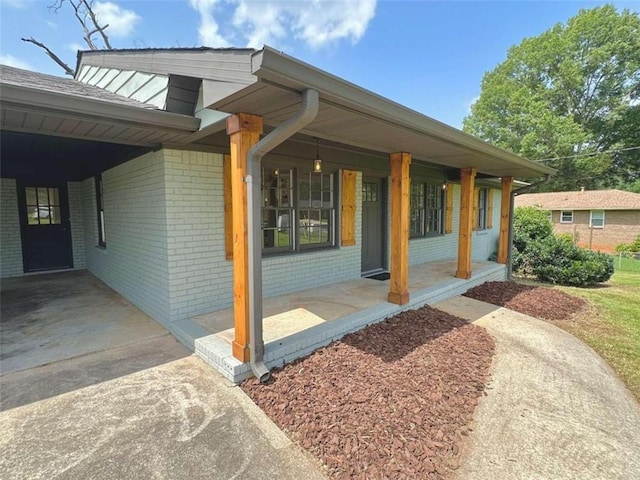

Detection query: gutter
xmin=507 ymin=174 xmax=552 ymax=279
xmin=246 ymin=88 xmax=320 ymax=382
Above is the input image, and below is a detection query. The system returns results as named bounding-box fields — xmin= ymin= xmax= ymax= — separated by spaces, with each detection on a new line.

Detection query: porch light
xmin=314 ymin=137 xmax=323 ymax=173
xmin=442 ymin=182 xmax=447 ymax=190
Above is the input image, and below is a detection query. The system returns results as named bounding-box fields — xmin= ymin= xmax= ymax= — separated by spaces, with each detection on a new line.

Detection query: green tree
xmin=464 ymin=5 xmax=640 ymax=191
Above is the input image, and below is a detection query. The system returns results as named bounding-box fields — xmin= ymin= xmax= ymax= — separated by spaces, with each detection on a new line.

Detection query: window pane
xmin=26 ymin=187 xmax=37 ymax=207
xmin=299 ymin=189 xmax=310 ymax=208
xmin=263 ymin=209 xmax=277 ymax=228
xmin=48 ymin=188 xmax=60 ymax=206
xmin=49 ymin=206 xmax=61 ymax=224
xmin=310 ymin=174 xmax=322 ymax=191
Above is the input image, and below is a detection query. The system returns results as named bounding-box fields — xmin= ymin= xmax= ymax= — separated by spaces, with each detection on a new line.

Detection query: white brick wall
xmin=472 ymin=188 xmax=502 ymax=261
xmin=82 ymin=151 xmax=171 ymax=324
xmin=68 ymin=181 xmax=86 ymax=269
xmin=0 ymin=178 xmax=23 ymax=278
xmin=163 ymin=149 xmax=231 ymax=321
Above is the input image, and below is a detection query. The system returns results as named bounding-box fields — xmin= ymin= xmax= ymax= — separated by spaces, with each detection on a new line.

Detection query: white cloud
xmin=93 ymin=1 xmax=140 ymax=38
xmin=0 ymin=54 xmax=33 ymax=71
xmin=68 ymin=42 xmax=85 ymax=52
xmin=191 ymin=0 xmax=376 ymax=49
xmin=189 ymin=0 xmax=231 ymax=47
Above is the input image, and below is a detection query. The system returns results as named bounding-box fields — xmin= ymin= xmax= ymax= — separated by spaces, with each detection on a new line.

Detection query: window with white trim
xmin=477 ymin=188 xmax=489 ymax=230
xmin=590 ymin=210 xmax=605 ymax=228
xmin=560 ymin=211 xmax=573 ymax=223
xmin=410 ymin=182 xmax=444 ymax=237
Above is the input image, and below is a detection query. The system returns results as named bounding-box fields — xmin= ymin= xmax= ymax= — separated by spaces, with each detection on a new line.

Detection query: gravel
xmin=242 ymin=306 xmax=495 ymax=479
xmin=463 ymin=281 xmax=587 ymax=321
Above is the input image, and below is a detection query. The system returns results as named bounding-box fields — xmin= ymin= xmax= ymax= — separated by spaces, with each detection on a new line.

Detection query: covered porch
xmin=185 ymin=260 xmax=506 ymax=382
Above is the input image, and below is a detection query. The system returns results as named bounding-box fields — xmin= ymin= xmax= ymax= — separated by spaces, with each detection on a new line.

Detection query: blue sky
xmin=1 ymin=0 xmax=638 ymax=128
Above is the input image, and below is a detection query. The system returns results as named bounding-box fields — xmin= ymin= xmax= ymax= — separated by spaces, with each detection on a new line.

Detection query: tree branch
xmin=80 ymin=0 xmax=112 ymax=49
xmin=21 ymin=37 xmax=75 ymax=76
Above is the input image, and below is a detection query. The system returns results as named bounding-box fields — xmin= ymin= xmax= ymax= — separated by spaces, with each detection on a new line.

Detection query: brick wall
xmin=68 ymin=181 xmax=86 ymax=270
xmin=552 ymin=209 xmax=640 ymax=251
xmin=82 ymin=151 xmax=171 ymax=324
xmin=409 ymin=184 xmax=502 ymax=265
xmin=0 ymin=178 xmax=23 ymax=278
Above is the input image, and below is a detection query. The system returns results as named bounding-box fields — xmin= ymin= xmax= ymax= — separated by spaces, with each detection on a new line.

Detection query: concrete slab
xmin=435 ymin=296 xmax=640 ymax=480
xmin=0 ymin=336 xmax=327 ymax=480
xmin=0 ymin=271 xmax=168 ymax=374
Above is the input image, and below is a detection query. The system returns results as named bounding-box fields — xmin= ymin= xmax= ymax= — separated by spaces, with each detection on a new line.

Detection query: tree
xmin=464 ymin=5 xmax=640 ymax=192
xmin=21 ymin=0 xmax=113 ymax=76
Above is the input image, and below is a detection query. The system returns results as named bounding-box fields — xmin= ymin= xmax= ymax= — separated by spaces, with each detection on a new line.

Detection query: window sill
xmin=475 ymin=230 xmax=489 ymax=236
xmin=95 ymin=245 xmax=107 ymax=250
xmin=410 ymin=234 xmax=445 ymax=241
xmin=263 ymin=245 xmax=339 ymax=258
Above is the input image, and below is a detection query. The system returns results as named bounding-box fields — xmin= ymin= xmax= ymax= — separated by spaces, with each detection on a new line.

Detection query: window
xmin=477 ymin=188 xmax=488 ymax=230
xmin=590 ymin=210 xmax=605 ymax=228
xmin=298 ymin=171 xmax=334 ymax=248
xmin=261 ymin=166 xmax=335 ymax=253
xmin=262 ymin=168 xmax=293 ymax=251
xmin=560 ymin=211 xmax=573 ymax=223
xmin=410 ymin=182 xmax=444 ymax=237
xmin=95 ymin=174 xmax=106 ymax=246
xmin=25 ymin=187 xmax=61 ymax=225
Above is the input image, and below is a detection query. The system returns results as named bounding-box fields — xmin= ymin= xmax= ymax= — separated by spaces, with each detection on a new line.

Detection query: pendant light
xmin=314 ymin=137 xmax=322 ymax=173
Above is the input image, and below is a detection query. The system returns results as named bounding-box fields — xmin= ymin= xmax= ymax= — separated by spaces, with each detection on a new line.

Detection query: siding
xmin=0 ymin=178 xmax=23 ymax=278
xmin=82 ymin=151 xmax=171 ymax=324
xmin=472 ymin=188 xmax=501 ymax=261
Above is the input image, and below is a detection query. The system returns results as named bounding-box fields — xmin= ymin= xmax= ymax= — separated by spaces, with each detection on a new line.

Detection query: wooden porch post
xmin=455 ymin=167 xmax=477 ymax=279
xmin=226 ymin=113 xmax=263 ymax=362
xmin=497 ymin=176 xmax=513 ymax=264
xmin=388 ymin=152 xmax=411 ymax=305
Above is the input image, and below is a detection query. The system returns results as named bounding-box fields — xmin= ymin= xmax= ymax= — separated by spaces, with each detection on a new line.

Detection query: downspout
xmin=507 ymin=174 xmax=552 ymax=279
xmin=246 ymin=88 xmax=320 ymax=382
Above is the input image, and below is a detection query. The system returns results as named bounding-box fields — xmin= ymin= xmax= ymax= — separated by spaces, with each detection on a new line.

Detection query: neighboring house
xmin=515 ymin=189 xmax=640 ymax=251
xmin=0 ymin=47 xmax=554 ymax=380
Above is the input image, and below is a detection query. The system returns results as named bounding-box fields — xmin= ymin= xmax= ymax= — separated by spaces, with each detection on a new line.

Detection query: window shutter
xmin=487 ymin=188 xmax=494 ymax=229
xmin=223 ymin=154 xmax=233 ymax=260
xmin=445 ymin=182 xmax=454 ymax=234
xmin=341 ymin=169 xmax=357 ymax=246
xmin=472 ymin=187 xmax=479 ymax=231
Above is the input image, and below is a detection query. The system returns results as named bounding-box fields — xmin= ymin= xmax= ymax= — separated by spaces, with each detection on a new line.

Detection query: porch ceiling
xmin=205 ymin=47 xmax=555 ymax=179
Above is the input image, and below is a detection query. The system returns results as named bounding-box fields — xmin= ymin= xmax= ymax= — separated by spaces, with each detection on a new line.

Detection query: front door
xmin=361 ymin=177 xmax=384 ymax=274
xmin=17 ymin=183 xmax=73 ymax=272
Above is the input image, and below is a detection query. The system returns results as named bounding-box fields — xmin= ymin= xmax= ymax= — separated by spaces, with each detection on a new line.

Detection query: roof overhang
xmin=1 ymin=83 xmax=200 ymax=147
xmin=203 ymin=46 xmax=555 ymax=179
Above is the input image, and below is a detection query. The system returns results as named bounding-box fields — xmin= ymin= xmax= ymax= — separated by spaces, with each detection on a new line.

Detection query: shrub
xmin=512 ymin=206 xmax=614 ymax=286
xmin=615 ymin=236 xmax=640 ymax=255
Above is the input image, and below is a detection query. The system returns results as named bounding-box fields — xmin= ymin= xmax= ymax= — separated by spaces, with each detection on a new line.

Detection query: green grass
xmin=550 ymin=266 xmax=640 ymax=400
xmin=611 ymin=254 xmax=640 ymax=273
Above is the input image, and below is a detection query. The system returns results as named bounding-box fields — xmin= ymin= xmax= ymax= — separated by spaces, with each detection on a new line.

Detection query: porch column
xmin=226 ymin=113 xmax=263 ymax=362
xmin=388 ymin=152 xmax=411 ymax=305
xmin=455 ymin=167 xmax=477 ymax=279
xmin=497 ymin=176 xmax=513 ymax=264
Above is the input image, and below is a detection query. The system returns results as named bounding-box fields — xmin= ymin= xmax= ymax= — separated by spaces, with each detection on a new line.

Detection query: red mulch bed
xmin=241 ymin=306 xmax=495 ymax=479
xmin=463 ymin=281 xmax=587 ymax=320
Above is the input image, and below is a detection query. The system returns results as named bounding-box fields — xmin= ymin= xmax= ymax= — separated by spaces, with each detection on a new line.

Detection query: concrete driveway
xmin=0 ymin=334 xmax=326 ymax=480
xmin=1 ymin=271 xmax=168 ymax=374
xmin=436 ymin=296 xmax=640 ymax=480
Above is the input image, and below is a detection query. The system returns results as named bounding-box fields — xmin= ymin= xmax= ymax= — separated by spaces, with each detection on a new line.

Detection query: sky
xmin=1 ymin=0 xmax=638 ymax=128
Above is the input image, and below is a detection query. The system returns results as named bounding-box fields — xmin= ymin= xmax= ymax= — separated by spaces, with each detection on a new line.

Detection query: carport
xmin=0 ymin=271 xmax=169 ymax=374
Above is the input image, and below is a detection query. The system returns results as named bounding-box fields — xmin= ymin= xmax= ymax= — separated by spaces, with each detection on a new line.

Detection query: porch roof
xmin=203 ymin=47 xmax=555 ymax=179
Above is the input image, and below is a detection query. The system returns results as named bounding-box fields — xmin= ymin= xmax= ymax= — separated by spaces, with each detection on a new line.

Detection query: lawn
xmin=551 ymin=262 xmax=640 ymax=400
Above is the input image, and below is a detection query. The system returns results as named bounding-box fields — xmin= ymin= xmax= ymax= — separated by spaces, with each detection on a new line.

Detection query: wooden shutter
xmin=223 ymin=154 xmax=233 ymax=260
xmin=487 ymin=188 xmax=494 ymax=229
xmin=445 ymin=182 xmax=454 ymax=234
xmin=341 ymin=170 xmax=357 ymax=246
xmin=472 ymin=187 xmax=479 ymax=231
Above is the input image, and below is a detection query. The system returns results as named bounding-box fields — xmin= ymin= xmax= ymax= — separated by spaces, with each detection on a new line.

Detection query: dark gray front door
xmin=361 ymin=177 xmax=384 ymax=274
xmin=18 ymin=183 xmax=73 ymax=273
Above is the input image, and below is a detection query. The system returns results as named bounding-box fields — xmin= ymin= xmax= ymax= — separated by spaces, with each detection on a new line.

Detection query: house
xmin=0 ymin=47 xmax=554 ymax=381
xmin=515 ymin=189 xmax=640 ymax=251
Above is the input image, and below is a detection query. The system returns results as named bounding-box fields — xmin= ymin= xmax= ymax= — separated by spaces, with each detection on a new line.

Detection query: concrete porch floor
xmin=0 ymin=271 xmax=169 ymax=375
xmin=189 ymin=259 xmax=505 ymax=382
xmin=193 ymin=259 xmax=494 ymax=343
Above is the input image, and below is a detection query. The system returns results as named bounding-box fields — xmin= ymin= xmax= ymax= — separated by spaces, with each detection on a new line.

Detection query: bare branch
xmin=21 ymin=37 xmax=75 ymax=76
xmin=80 ymin=0 xmax=112 ymax=49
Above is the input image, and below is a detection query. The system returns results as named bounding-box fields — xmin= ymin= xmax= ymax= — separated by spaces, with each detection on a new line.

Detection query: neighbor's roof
xmin=515 ymin=189 xmax=640 ymax=210
xmin=0 ymin=65 xmax=157 ymax=109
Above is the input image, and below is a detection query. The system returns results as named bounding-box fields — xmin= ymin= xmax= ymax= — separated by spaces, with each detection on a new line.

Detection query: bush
xmin=615 ymin=236 xmax=640 ymax=255
xmin=512 ymin=206 xmax=614 ymax=286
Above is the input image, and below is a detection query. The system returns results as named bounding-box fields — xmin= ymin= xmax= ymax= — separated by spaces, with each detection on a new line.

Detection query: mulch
xmin=463 ymin=281 xmax=587 ymax=321
xmin=241 ymin=305 xmax=495 ymax=480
